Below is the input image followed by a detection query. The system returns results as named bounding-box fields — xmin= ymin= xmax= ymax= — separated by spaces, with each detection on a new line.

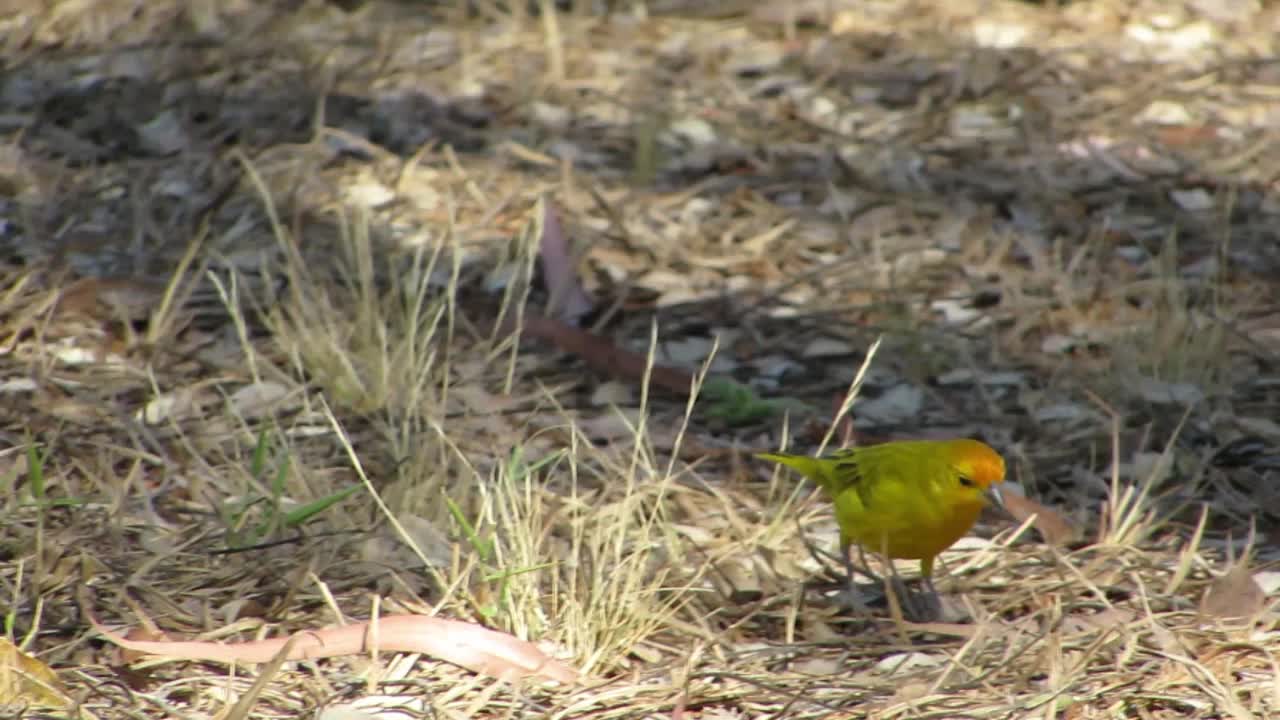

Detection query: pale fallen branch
xmin=88 ymin=611 xmax=579 ymax=684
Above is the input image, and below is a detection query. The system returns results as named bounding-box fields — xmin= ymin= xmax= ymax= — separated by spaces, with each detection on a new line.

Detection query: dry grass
xmin=3 ymin=0 xmax=1280 ymax=717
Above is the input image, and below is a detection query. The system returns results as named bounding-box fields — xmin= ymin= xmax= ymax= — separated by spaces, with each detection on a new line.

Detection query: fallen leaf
xmin=854 ymin=385 xmax=923 ymax=426
xmin=589 ymin=380 xmax=634 ymax=407
xmin=229 ymin=381 xmax=292 ymax=419
xmin=135 ymin=110 xmax=187 ymax=156
xmin=538 ymin=203 xmax=594 ymax=325
xmin=56 ymin=277 xmax=167 ymax=322
xmin=1169 ymin=188 xmax=1214 ymax=212
xmin=1200 ymin=561 xmax=1265 ymax=621
xmin=1254 ymin=571 xmax=1280 ymax=595
xmin=1131 ymin=376 xmax=1204 ymax=405
xmin=801 ymin=336 xmax=855 ymax=358
xmin=1001 ymin=492 xmax=1078 ymax=546
xmin=90 ymin=612 xmax=578 ymax=684
xmin=0 ymin=638 xmax=70 ymax=709
xmin=519 ymin=315 xmax=693 ymax=395
xmin=875 ymin=651 xmax=944 ymax=674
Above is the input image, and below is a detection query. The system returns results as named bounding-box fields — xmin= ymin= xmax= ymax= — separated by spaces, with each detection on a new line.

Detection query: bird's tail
xmin=756 ymin=452 xmax=826 ymax=484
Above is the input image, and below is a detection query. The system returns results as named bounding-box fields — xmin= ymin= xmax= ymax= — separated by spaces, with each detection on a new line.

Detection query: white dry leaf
xmin=1041 ymin=333 xmax=1077 ymax=354
xmin=803 ymin=94 xmax=838 ymax=126
xmin=449 ymin=385 xmax=515 ymax=415
xmin=1235 ymin=416 xmax=1280 ymax=441
xmin=1062 ymin=607 xmax=1137 ymax=635
xmin=587 ymin=245 xmax=645 ymax=281
xmin=725 ymin=40 xmax=785 ymax=76
xmin=1115 ymin=245 xmax=1148 ymax=263
xmin=892 ymin=248 xmax=947 ymax=276
xmin=1033 ymin=403 xmax=1091 ymax=424
xmin=1170 ymin=188 xmax=1214 ymax=212
xmin=547 ymin=139 xmax=603 ymax=166
xmin=1136 ymin=100 xmax=1193 ymax=126
xmin=715 ymin=557 xmax=762 ymax=601
xmin=1127 ymin=451 xmax=1173 ymax=485
xmin=139 ymin=388 xmax=196 ymax=425
xmin=0 ymin=377 xmax=37 ymax=393
xmin=399 ymin=180 xmax=439 ymax=213
xmin=391 ymin=28 xmax=457 ymax=69
xmin=55 ymin=341 xmax=124 ymax=366
xmin=790 ymin=656 xmax=842 ymax=676
xmin=948 ymin=105 xmax=1015 ymax=141
xmin=663 ymin=117 xmax=717 ymax=147
xmin=931 ymin=298 xmax=983 ymax=326
xmin=1132 ymin=376 xmax=1204 ymax=405
xmin=135 ymin=110 xmax=186 ymax=156
xmin=590 ymin=380 xmax=634 ymax=407
xmin=817 ymin=184 xmax=859 ymax=219
xmin=854 ymin=385 xmax=924 ymax=426
xmin=365 ymin=513 xmax=452 ymax=569
xmin=679 ymin=197 xmax=715 ymax=225
xmin=194 ymin=328 xmax=247 ymax=370
xmin=754 ymin=355 xmax=802 ymax=379
xmin=948 ymin=536 xmax=998 ymax=553
xmin=576 ymin=409 xmax=644 ymax=443
xmin=1182 ymin=256 xmax=1217 ymax=278
xmin=153 ymin=173 xmax=192 ymax=199
xmin=876 ymin=652 xmax=944 ymax=675
xmin=1161 ymin=21 xmax=1217 ymax=53
xmin=936 ymin=368 xmax=1025 ymax=386
xmin=229 ymin=381 xmax=291 ymax=420
xmin=344 ymin=177 xmax=396 ymax=209
xmin=484 ymin=263 xmax=518 ymax=293
xmin=636 ymin=269 xmax=689 ymax=293
xmin=659 ymin=336 xmax=716 ymax=367
xmin=529 ymin=101 xmax=570 ymax=131
xmin=801 ymin=336 xmax=854 ymax=358
xmin=320 ymin=696 xmax=426 ymax=720
xmin=1252 ymin=571 xmax=1280 ymax=595
xmin=671 ymin=524 xmax=716 ymax=544
xmin=1241 ymin=313 xmax=1280 ymax=351
xmin=972 ymin=19 xmax=1030 ymax=49
xmin=656 ymin=30 xmax=691 ymax=59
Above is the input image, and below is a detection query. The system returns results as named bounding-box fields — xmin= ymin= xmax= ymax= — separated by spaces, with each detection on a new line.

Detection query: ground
xmin=2 ymin=0 xmax=1280 ymax=718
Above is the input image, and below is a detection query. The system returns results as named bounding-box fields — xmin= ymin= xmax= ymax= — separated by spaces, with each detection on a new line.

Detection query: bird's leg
xmin=881 ymin=556 xmax=942 ymax=622
xmin=854 ymin=545 xmax=884 ymax=586
xmin=883 ymin=558 xmax=917 ymax=620
xmin=835 ymin=544 xmax=872 ymax=612
xmin=903 ymin=576 xmax=943 ymax=622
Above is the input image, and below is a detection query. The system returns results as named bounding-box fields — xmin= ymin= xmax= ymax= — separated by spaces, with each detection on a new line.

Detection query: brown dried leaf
xmin=1002 ymin=492 xmax=1078 ymax=546
xmin=520 ymin=315 xmax=694 ymax=395
xmin=56 ymin=277 xmax=167 ymax=322
xmin=538 ymin=203 xmax=594 ymax=325
xmin=1200 ymin=561 xmax=1266 ymax=621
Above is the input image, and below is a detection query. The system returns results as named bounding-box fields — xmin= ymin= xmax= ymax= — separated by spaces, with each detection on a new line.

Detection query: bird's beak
xmin=986 ymin=485 xmax=1005 ymax=507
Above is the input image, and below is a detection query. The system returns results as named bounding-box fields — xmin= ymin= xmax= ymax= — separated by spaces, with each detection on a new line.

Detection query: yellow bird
xmin=758 ymin=439 xmax=1006 ymax=617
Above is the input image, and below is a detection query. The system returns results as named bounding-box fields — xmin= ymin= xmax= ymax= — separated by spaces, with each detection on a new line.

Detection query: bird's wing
xmin=824 ymin=448 xmax=875 ymax=506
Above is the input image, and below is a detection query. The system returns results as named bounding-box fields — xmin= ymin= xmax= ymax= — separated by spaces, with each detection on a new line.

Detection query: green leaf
xmin=282 ymin=485 xmax=362 ymax=528
xmin=700 ymin=376 xmax=813 ymax=425
xmin=444 ymin=494 xmax=494 ymax=561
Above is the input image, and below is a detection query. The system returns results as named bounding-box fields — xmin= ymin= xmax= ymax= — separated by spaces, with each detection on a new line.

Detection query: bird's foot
xmin=833 ymin=581 xmax=874 ymax=613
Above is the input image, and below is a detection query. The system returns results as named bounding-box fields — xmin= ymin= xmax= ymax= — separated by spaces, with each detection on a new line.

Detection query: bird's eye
xmin=958 ymin=475 xmax=975 ymax=488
